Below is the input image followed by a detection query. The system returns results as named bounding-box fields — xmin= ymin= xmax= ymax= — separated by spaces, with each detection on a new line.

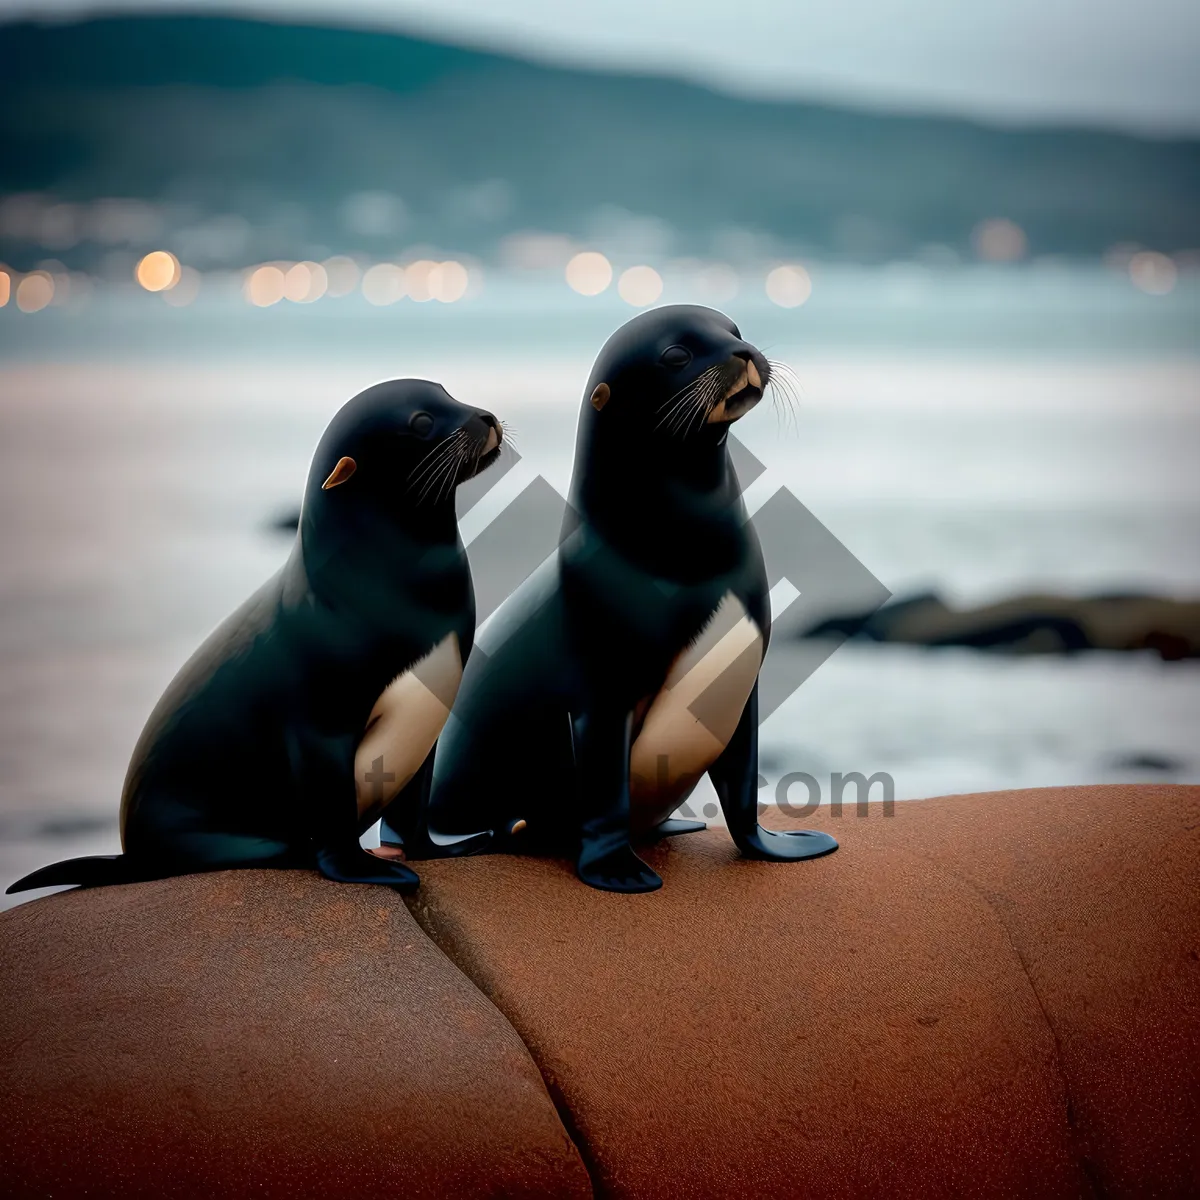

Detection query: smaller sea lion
xmin=9 ymin=380 xmax=502 ymax=895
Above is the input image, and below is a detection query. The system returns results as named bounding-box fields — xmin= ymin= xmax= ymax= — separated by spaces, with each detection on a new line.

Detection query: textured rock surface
xmin=0 ymin=869 xmax=591 ymax=1199
xmin=3 ymin=785 xmax=1196 ymax=1198
xmin=408 ymin=784 xmax=1200 ymax=1199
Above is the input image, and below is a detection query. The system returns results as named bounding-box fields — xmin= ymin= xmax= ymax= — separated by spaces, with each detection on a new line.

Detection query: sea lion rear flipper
xmin=378 ymin=755 xmax=493 ymax=861
xmin=377 ymin=761 xmax=426 ymax=849
xmin=572 ymin=708 xmax=663 ymax=893
xmin=648 ymin=818 xmax=707 ymax=840
xmin=6 ymin=854 xmax=131 ymax=893
xmin=710 ymin=685 xmax=838 ymax=863
xmin=315 ymin=844 xmax=420 ymax=891
xmin=389 ymin=825 xmax=493 ymax=861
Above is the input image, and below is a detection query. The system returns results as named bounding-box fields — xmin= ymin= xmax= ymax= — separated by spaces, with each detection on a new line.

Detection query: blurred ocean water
xmin=1 ymin=266 xmax=1197 ymax=905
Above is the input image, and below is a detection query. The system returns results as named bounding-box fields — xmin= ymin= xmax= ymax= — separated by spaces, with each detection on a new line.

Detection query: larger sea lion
xmin=418 ymin=306 xmax=838 ymax=892
xmin=10 ymin=379 xmax=501 ymax=895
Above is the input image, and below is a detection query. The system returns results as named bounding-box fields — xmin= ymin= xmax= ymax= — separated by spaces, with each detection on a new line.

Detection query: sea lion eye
xmin=409 ymin=412 xmax=434 ymax=436
xmin=659 ymin=345 xmax=692 ymax=368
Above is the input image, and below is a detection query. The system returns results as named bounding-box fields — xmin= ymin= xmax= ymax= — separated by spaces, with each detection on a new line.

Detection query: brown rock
xmin=4 ymin=785 xmax=1196 ymax=1198
xmin=407 ymin=784 xmax=1200 ymax=1198
xmin=0 ymin=869 xmax=592 ymax=1199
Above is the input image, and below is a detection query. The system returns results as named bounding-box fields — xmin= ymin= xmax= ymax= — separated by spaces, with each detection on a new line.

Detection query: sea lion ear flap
xmin=322 ymin=456 xmax=357 ymax=490
xmin=590 ymin=383 xmax=611 ymax=412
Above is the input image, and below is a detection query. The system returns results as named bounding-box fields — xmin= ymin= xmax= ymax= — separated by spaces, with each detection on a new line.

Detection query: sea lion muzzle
xmin=706 ymin=354 xmax=767 ymax=424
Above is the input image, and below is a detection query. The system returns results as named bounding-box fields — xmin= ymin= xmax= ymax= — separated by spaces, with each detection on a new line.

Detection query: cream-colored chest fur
xmin=354 ymin=632 xmax=462 ymax=822
xmin=629 ymin=592 xmax=763 ymax=831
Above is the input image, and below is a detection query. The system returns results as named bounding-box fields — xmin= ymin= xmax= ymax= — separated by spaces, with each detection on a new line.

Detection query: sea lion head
xmin=583 ymin=305 xmax=771 ymax=440
xmin=307 ymin=379 xmax=502 ymax=514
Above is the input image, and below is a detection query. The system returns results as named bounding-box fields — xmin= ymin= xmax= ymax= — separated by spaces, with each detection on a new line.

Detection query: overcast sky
xmin=5 ymin=0 xmax=1200 ymax=133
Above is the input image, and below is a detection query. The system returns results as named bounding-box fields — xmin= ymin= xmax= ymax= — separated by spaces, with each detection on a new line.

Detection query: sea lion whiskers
xmin=705 ymin=354 xmax=772 ymax=424
xmin=658 ymin=362 xmax=722 ymax=415
xmin=424 ymin=432 xmax=475 ymax=505
xmin=423 ymin=440 xmax=461 ymax=506
xmin=677 ymin=367 xmax=729 ymax=436
xmin=446 ymin=421 xmax=496 ymax=501
xmin=671 ymin=360 xmax=740 ymax=435
xmin=658 ymin=363 xmax=726 ymax=435
xmin=434 ymin=436 xmax=473 ymax=504
xmin=655 ymin=366 xmax=716 ymax=433
xmin=410 ymin=434 xmax=470 ymax=504
xmin=408 ymin=428 xmax=464 ymax=486
xmin=766 ymin=359 xmax=801 ymax=433
xmin=410 ymin=429 xmax=470 ymax=499
xmin=693 ymin=358 xmax=750 ymax=429
xmin=430 ymin=418 xmax=501 ymax=504
xmin=699 ymin=359 xmax=745 ymax=427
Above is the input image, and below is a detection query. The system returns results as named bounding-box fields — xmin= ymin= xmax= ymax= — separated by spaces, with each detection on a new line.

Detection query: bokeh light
xmin=765 ymin=263 xmax=812 ymax=307
xmin=500 ymin=232 xmax=576 ymax=270
xmin=163 ymin=266 xmax=201 ymax=307
xmin=45 ymin=264 xmax=72 ymax=306
xmin=85 ymin=198 xmax=162 ymax=245
xmin=1128 ymin=251 xmax=1177 ymax=295
xmin=430 ymin=260 xmax=469 ymax=303
xmin=245 ymin=264 xmax=286 ymax=307
xmin=322 ymin=256 xmax=360 ymax=297
xmin=15 ymin=272 xmax=54 ymax=313
xmin=0 ymin=270 xmax=9 ymax=307
xmin=617 ymin=265 xmax=663 ymax=307
xmin=60 ymin=271 xmax=94 ymax=310
xmin=1176 ymin=249 xmax=1200 ymax=275
xmin=136 ymin=250 xmax=181 ymax=292
xmin=972 ymin=218 xmax=1028 ymax=262
xmin=405 ymin=260 xmax=438 ymax=302
xmin=694 ymin=263 xmax=739 ymax=303
xmin=1104 ymin=243 xmax=1141 ymax=271
xmin=341 ymin=190 xmax=407 ymax=238
xmin=283 ymin=261 xmax=327 ymax=303
xmin=361 ymin=262 xmax=406 ymax=306
xmin=39 ymin=203 xmax=81 ymax=251
xmin=565 ymin=251 xmax=613 ymax=296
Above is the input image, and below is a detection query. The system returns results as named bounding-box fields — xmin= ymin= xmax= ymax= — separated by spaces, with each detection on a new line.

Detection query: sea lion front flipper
xmin=377 ymin=753 xmax=493 ymax=861
xmin=288 ymin=727 xmax=421 ymax=892
xmin=572 ymin=708 xmax=663 ymax=893
xmin=710 ymin=685 xmax=839 ymax=863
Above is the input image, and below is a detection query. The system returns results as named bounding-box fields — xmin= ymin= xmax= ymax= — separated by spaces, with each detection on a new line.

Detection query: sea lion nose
xmin=477 ymin=412 xmax=501 ymax=454
xmin=733 ymin=350 xmax=763 ymax=392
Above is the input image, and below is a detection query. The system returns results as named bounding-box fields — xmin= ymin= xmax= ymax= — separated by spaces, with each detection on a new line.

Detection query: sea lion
xmin=417 ymin=306 xmax=837 ymax=892
xmin=9 ymin=379 xmax=502 ymax=895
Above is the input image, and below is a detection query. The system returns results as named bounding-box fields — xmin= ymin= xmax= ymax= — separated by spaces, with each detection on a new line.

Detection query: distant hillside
xmin=1 ymin=13 xmax=1198 ymax=267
